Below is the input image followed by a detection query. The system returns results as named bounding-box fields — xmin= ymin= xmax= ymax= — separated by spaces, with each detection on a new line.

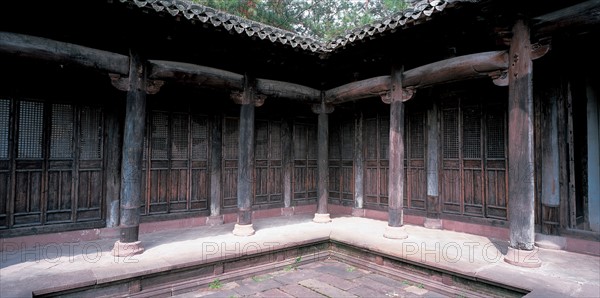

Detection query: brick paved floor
xmin=174 ymin=259 xmax=451 ymax=298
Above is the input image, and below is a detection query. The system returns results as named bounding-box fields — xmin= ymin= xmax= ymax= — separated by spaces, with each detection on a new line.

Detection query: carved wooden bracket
xmin=531 ymin=40 xmax=551 ymax=60
xmin=109 ymin=73 xmax=129 ymax=91
xmin=109 ymin=73 xmax=164 ymax=94
xmin=311 ymin=102 xmax=335 ymax=114
xmin=230 ymin=90 xmax=266 ymax=107
xmin=489 ymin=70 xmax=509 ymax=86
xmin=146 ymin=80 xmax=165 ymax=95
xmin=379 ymin=88 xmax=416 ymax=104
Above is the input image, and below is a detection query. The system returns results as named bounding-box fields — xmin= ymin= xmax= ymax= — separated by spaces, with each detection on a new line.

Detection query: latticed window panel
xmin=379 ymin=119 xmax=389 ymax=160
xmin=329 ymin=124 xmax=341 ymax=160
xmin=486 ymin=107 xmax=505 ymax=159
xmin=50 ymin=104 xmax=74 ymax=159
xmin=255 ymin=120 xmax=269 ymax=160
xmin=18 ymin=101 xmax=44 ymax=159
xmin=151 ymin=111 xmax=169 ymax=160
xmin=408 ymin=112 xmax=424 ymax=159
xmin=341 ymin=121 xmax=354 ymax=160
xmin=462 ymin=106 xmax=481 ymax=159
xmin=442 ymin=108 xmax=459 ymax=159
xmin=223 ymin=118 xmax=239 ymax=160
xmin=0 ymin=99 xmax=9 ymax=159
xmin=191 ymin=115 xmax=208 ymax=160
xmin=294 ymin=124 xmax=307 ymax=159
xmin=79 ymin=106 xmax=103 ymax=160
xmin=170 ymin=113 xmax=189 ymax=160
xmin=365 ymin=119 xmax=378 ymax=160
xmin=270 ymin=122 xmax=282 ymax=160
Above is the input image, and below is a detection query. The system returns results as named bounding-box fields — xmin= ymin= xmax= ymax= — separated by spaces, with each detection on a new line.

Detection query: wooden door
xmin=364 ymin=116 xmax=389 ymax=208
xmin=142 ymin=110 xmax=209 ymax=215
xmin=404 ymin=111 xmax=426 ymax=210
xmin=254 ymin=119 xmax=283 ymax=205
xmin=440 ymin=98 xmax=507 ymax=219
xmin=1 ymin=98 xmax=104 ymax=232
xmin=329 ymin=120 xmax=354 ymax=204
xmin=293 ymin=121 xmax=317 ymax=203
xmin=222 ymin=117 xmax=238 ymax=209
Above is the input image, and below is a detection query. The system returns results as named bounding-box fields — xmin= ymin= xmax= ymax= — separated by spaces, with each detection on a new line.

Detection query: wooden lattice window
xmin=293 ymin=121 xmax=317 ymax=202
xmin=0 ymin=99 xmax=9 ymax=159
xmin=255 ymin=120 xmax=283 ymax=205
xmin=364 ymin=115 xmax=389 ymax=207
xmin=222 ymin=117 xmax=239 ymax=208
xmin=404 ymin=110 xmax=426 ymax=210
xmin=17 ymin=101 xmax=44 ymax=159
xmin=329 ymin=120 xmax=354 ymax=203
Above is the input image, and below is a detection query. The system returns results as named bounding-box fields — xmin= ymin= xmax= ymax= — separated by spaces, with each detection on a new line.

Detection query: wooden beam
xmin=148 ymin=60 xmax=244 ymax=90
xmin=403 ymin=51 xmax=508 ymax=88
xmin=0 ymin=31 xmax=129 ymax=75
xmin=325 ymin=76 xmax=391 ymax=104
xmin=534 ymin=0 xmax=600 ymax=35
xmin=312 ymin=101 xmax=334 ymax=222
xmin=326 ymin=51 xmax=508 ymax=104
xmin=256 ymin=78 xmax=321 ymax=103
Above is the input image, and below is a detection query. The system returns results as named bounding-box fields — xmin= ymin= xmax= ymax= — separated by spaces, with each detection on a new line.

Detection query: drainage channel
xmin=33 ymin=240 xmax=527 ymax=298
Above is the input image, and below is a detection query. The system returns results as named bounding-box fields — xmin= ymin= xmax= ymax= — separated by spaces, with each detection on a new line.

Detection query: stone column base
xmin=351 ymin=208 xmax=365 ymax=217
xmin=206 ymin=215 xmax=224 ymax=226
xmin=504 ymin=246 xmax=542 ymax=268
xmin=383 ymin=226 xmax=408 ymax=240
xmin=111 ymin=240 xmax=144 ymax=257
xmin=313 ymin=213 xmax=331 ymax=223
xmin=424 ymin=218 xmax=442 ymax=229
xmin=232 ymin=224 xmax=255 ymax=236
xmin=282 ymin=207 xmax=294 ymax=216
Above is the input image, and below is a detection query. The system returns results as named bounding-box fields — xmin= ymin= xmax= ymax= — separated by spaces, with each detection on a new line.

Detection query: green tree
xmin=191 ymin=0 xmax=408 ymax=39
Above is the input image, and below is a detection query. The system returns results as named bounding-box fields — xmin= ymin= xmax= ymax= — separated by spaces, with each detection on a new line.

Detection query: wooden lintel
xmin=231 ymin=77 xmax=265 ymax=107
xmin=256 ymin=78 xmax=320 ymax=103
xmin=0 ymin=31 xmax=129 ymax=75
xmin=148 ymin=60 xmax=244 ymax=90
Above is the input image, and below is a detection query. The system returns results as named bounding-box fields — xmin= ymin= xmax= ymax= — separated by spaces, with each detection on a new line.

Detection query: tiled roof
xmin=122 ymin=0 xmax=479 ymax=53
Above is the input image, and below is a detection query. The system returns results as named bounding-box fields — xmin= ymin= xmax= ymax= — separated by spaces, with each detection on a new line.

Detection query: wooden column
xmin=111 ymin=51 xmax=147 ymax=257
xmin=231 ymin=78 xmax=265 ymax=236
xmin=352 ymin=112 xmax=365 ymax=217
xmin=282 ymin=118 xmax=294 ymax=216
xmin=504 ymin=20 xmax=541 ymax=267
xmin=424 ymin=102 xmax=442 ymax=229
xmin=541 ymin=88 xmax=560 ymax=235
xmin=382 ymin=69 xmax=413 ymax=239
xmin=104 ymin=99 xmax=122 ymax=228
xmin=312 ymin=100 xmax=334 ymax=223
xmin=207 ymin=115 xmax=223 ymax=225
xmin=586 ymin=79 xmax=600 ymax=232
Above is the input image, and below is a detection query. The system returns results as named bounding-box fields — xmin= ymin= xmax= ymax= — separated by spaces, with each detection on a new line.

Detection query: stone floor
xmin=1 ymin=214 xmax=599 ymax=298
xmin=174 ymin=259 xmax=449 ymax=298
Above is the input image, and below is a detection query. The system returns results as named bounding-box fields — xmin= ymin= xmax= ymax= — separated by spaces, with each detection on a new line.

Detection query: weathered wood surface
xmin=210 ymin=115 xmax=222 ymax=217
xmin=387 ymin=69 xmax=405 ymax=227
xmin=534 ymin=0 xmax=600 ymax=35
xmin=148 ymin=60 xmax=244 ymax=90
xmin=282 ymin=119 xmax=293 ymax=208
xmin=325 ymin=76 xmax=391 ymax=104
xmin=314 ymin=102 xmax=332 ymax=215
xmin=326 ymin=51 xmax=508 ymax=104
xmin=237 ymin=97 xmax=255 ymax=225
xmin=256 ymin=79 xmax=320 ymax=103
xmin=354 ymin=112 xmax=364 ymax=209
xmin=105 ymin=103 xmax=122 ymax=228
xmin=507 ymin=20 xmax=535 ymax=250
xmin=119 ymin=51 xmax=147 ymax=243
xmin=0 ymin=31 xmax=129 ymax=75
xmin=426 ymin=103 xmax=439 ymax=217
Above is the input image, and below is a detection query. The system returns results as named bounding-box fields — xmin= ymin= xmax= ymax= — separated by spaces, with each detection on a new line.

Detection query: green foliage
xmin=284 ymin=255 xmax=302 ymax=271
xmin=208 ymin=278 xmax=223 ymax=289
xmin=346 ymin=266 xmax=355 ymax=272
xmin=251 ymin=275 xmax=270 ymax=282
xmin=190 ymin=0 xmax=408 ymax=39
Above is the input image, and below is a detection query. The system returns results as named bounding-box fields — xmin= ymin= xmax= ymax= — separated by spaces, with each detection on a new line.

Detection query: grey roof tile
xmin=121 ymin=0 xmax=479 ymax=53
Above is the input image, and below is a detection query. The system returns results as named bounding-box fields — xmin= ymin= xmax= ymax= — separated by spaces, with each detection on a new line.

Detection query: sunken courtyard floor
xmin=1 ymin=214 xmax=599 ymax=297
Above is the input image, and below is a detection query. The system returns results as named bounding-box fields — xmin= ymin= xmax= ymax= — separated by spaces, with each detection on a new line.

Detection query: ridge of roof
xmin=122 ymin=0 xmax=480 ymax=53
